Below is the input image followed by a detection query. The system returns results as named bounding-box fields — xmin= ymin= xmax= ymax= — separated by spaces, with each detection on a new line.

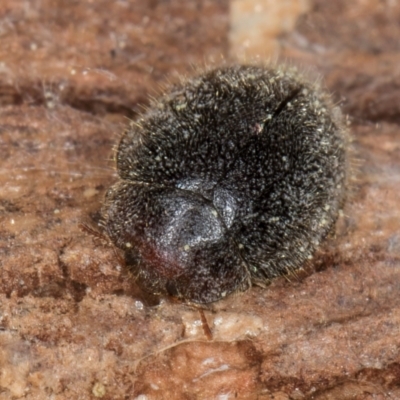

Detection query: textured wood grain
xmin=1 ymin=1 xmax=399 ymax=399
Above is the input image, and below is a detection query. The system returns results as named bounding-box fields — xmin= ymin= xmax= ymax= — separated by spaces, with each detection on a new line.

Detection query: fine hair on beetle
xmin=100 ymin=63 xmax=348 ymax=304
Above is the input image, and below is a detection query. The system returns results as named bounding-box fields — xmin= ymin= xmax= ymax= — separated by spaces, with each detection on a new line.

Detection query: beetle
xmin=101 ymin=64 xmax=347 ymax=304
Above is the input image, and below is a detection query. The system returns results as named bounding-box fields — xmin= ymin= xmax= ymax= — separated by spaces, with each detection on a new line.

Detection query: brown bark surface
xmin=1 ymin=1 xmax=399 ymax=399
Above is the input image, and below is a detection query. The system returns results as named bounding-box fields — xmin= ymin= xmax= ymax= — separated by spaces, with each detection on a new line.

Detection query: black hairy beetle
xmin=101 ymin=65 xmax=347 ymax=304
